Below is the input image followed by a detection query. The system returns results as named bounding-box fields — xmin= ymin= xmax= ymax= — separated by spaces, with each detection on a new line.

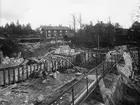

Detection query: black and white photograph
xmin=0 ymin=0 xmax=140 ymax=105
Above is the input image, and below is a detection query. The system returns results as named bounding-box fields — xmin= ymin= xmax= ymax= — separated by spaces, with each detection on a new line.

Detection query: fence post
xmin=96 ymin=53 xmax=97 ymax=66
xmin=96 ymin=66 xmax=98 ymax=84
xmin=8 ymin=68 xmax=10 ymax=85
xmin=39 ymin=63 xmax=42 ymax=72
xmin=55 ymin=60 xmax=57 ymax=72
xmin=3 ymin=69 xmax=6 ymax=86
xmin=13 ymin=68 xmax=15 ymax=83
xmin=72 ymin=87 xmax=75 ymax=105
xmin=29 ymin=64 xmax=32 ymax=75
xmin=26 ymin=65 xmax=28 ymax=79
xmin=107 ymin=58 xmax=109 ymax=70
xmin=18 ymin=66 xmax=20 ymax=81
xmin=52 ymin=60 xmax=54 ymax=72
xmin=22 ymin=66 xmax=24 ymax=81
xmin=37 ymin=63 xmax=39 ymax=72
xmin=86 ymin=76 xmax=89 ymax=94
xmin=110 ymin=54 xmax=113 ymax=67
xmin=33 ymin=64 xmax=36 ymax=75
xmin=103 ymin=61 xmax=104 ymax=79
xmin=117 ymin=53 xmax=118 ymax=61
xmin=88 ymin=52 xmax=89 ymax=63
xmin=46 ymin=61 xmax=48 ymax=72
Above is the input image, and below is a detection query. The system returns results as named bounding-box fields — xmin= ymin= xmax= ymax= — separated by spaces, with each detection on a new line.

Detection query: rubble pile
xmin=105 ymin=50 xmax=119 ymax=62
xmin=105 ymin=46 xmax=132 ymax=78
xmin=116 ymin=46 xmax=132 ymax=78
xmin=21 ymin=42 xmax=42 ymax=53
xmin=54 ymin=45 xmax=80 ymax=56
xmin=0 ymin=52 xmax=24 ymax=69
xmin=1 ymin=57 xmax=24 ymax=65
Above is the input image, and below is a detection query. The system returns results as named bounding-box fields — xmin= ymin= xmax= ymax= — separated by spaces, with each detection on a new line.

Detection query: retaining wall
xmin=0 ymin=52 xmax=96 ymax=86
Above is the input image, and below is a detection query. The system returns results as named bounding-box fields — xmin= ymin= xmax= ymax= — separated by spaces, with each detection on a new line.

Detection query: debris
xmin=4 ymin=91 xmax=11 ymax=96
xmin=29 ymin=103 xmax=34 ymax=105
xmin=54 ymin=45 xmax=80 ymax=56
xmin=66 ymin=69 xmax=75 ymax=73
xmin=42 ymin=79 xmax=47 ymax=84
xmin=12 ymin=83 xmax=17 ymax=88
xmin=53 ymin=72 xmax=57 ymax=79
xmin=0 ymin=57 xmax=24 ymax=68
xmin=0 ymin=98 xmax=9 ymax=104
xmin=24 ymin=95 xmax=29 ymax=103
xmin=46 ymin=86 xmax=51 ymax=90
xmin=76 ymin=72 xmax=82 ymax=76
xmin=37 ymin=94 xmax=44 ymax=102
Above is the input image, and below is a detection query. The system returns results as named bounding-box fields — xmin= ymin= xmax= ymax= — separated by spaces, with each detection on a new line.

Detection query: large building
xmin=41 ymin=25 xmax=73 ymax=40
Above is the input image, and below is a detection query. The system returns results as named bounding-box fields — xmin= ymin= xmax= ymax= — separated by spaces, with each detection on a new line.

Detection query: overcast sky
xmin=0 ymin=0 xmax=140 ymax=29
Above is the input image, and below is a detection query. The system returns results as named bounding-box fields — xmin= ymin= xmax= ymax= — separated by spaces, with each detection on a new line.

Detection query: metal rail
xmin=47 ymin=53 xmax=121 ymax=105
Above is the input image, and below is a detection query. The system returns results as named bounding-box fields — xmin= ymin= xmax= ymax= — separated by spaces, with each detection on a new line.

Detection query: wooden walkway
xmin=46 ymin=54 xmax=122 ymax=105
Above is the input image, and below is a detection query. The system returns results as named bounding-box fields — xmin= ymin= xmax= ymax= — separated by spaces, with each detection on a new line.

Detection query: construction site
xmin=0 ymin=40 xmax=140 ymax=105
xmin=1 ymin=0 xmax=140 ymax=104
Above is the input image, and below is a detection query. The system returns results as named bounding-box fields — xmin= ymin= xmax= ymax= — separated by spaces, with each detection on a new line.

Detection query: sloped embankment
xmin=99 ymin=49 xmax=140 ymax=105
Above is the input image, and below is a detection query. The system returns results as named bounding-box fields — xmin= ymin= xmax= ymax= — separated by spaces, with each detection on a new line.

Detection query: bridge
xmin=44 ymin=53 xmax=122 ymax=105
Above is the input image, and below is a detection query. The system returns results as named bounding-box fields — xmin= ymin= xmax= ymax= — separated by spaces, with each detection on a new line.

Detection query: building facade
xmin=41 ymin=25 xmax=73 ymax=40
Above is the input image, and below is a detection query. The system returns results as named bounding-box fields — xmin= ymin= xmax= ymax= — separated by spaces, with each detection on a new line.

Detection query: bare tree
xmin=71 ymin=14 xmax=76 ymax=34
xmin=132 ymin=5 xmax=140 ymax=22
xmin=136 ymin=6 xmax=140 ymax=21
xmin=78 ymin=13 xmax=82 ymax=30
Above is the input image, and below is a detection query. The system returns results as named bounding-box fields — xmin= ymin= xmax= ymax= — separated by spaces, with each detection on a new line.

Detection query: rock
xmin=4 ymin=91 xmax=11 ymax=96
xmin=24 ymin=95 xmax=29 ymax=103
xmin=0 ymin=98 xmax=3 ymax=101
xmin=38 ymin=94 xmax=44 ymax=102
xmin=60 ymin=100 xmax=64 ymax=104
xmin=53 ymin=72 xmax=57 ymax=79
xmin=42 ymin=79 xmax=47 ymax=84
xmin=56 ymin=71 xmax=60 ymax=74
xmin=11 ymin=83 xmax=17 ymax=89
xmin=46 ymin=86 xmax=51 ymax=90
xmin=0 ymin=98 xmax=8 ymax=103
xmin=29 ymin=103 xmax=34 ymax=105
xmin=76 ymin=72 xmax=82 ymax=76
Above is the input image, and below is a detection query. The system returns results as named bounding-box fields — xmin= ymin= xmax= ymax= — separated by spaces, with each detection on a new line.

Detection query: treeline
xmin=0 ymin=20 xmax=40 ymax=38
xmin=67 ymin=21 xmax=140 ymax=48
xmin=68 ymin=21 xmax=121 ymax=48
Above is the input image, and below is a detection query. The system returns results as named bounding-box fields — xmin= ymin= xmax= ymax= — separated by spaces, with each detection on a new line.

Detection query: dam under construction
xmin=0 ymin=45 xmax=140 ymax=105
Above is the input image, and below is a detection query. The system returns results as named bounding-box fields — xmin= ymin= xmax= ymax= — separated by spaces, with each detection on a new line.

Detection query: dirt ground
xmin=0 ymin=60 xmax=96 ymax=105
xmin=0 ymin=72 xmax=76 ymax=105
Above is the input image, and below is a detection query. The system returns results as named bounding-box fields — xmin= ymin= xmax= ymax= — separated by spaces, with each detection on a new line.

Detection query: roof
xmin=41 ymin=26 xmax=70 ymax=30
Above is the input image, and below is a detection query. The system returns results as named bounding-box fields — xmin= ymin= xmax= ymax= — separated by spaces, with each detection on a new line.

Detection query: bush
xmin=0 ymin=39 xmax=21 ymax=57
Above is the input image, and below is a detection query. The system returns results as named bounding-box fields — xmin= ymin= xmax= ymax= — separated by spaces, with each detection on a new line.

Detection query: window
xmin=54 ymin=33 xmax=56 ymax=36
xmin=48 ymin=33 xmax=51 ymax=37
xmin=48 ymin=30 xmax=51 ymax=33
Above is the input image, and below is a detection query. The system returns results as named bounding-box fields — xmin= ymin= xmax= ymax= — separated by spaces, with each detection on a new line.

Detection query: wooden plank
xmin=13 ymin=68 xmax=15 ymax=83
xmin=8 ymin=68 xmax=10 ymax=85
xmin=3 ymin=69 xmax=6 ymax=86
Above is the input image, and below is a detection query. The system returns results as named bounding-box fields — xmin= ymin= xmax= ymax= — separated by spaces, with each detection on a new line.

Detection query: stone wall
xmin=99 ymin=49 xmax=140 ymax=105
